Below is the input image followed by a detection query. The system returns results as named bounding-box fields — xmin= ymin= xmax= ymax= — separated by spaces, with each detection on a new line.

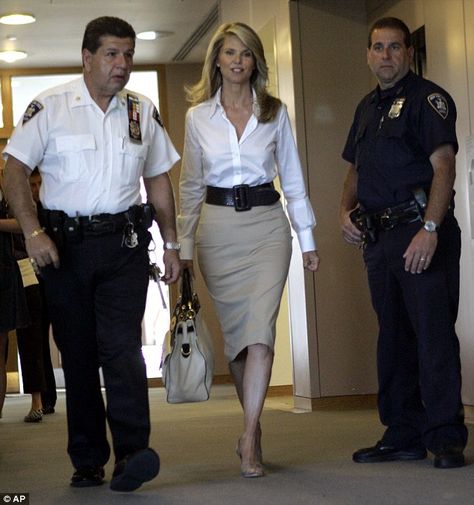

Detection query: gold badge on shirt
xmin=388 ymin=97 xmax=406 ymax=119
xmin=127 ymin=94 xmax=142 ymax=143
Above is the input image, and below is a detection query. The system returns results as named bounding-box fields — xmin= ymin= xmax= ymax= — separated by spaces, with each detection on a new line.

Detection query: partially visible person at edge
xmin=12 ymin=168 xmax=57 ymax=423
xmin=178 ymin=22 xmax=319 ymax=478
xmin=339 ymin=16 xmax=467 ymax=469
xmin=2 ymin=16 xmax=180 ymax=492
xmin=28 ymin=168 xmax=57 ymax=416
xmin=0 ymin=180 xmax=29 ymax=419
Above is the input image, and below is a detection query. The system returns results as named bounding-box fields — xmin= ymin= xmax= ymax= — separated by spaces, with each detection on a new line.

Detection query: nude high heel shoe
xmin=236 ymin=436 xmax=264 ymax=478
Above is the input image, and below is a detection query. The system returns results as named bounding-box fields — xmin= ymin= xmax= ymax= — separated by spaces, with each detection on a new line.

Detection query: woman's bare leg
xmin=229 ymin=344 xmax=273 ymax=476
xmin=31 ymin=391 xmax=43 ymax=411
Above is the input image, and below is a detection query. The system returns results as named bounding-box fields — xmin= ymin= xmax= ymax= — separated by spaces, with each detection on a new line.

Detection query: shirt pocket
xmin=55 ymin=134 xmax=96 ymax=182
xmin=378 ymin=117 xmax=405 ymax=138
xmin=119 ymin=138 xmax=150 ymax=185
xmin=354 ymin=124 xmax=367 ymax=168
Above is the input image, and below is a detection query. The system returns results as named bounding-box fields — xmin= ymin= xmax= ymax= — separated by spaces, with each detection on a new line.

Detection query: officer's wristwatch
xmin=423 ymin=220 xmax=439 ymax=233
xmin=163 ymin=241 xmax=181 ymax=251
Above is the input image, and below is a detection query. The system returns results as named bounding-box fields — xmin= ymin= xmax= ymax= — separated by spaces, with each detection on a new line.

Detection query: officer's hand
xmin=340 ymin=211 xmax=363 ymax=245
xmin=162 ymin=250 xmax=181 ymax=284
xmin=25 ymin=232 xmax=60 ymax=270
xmin=402 ymin=228 xmax=438 ymax=274
xmin=180 ymin=259 xmax=194 ymax=278
xmin=303 ymin=250 xmax=320 ymax=272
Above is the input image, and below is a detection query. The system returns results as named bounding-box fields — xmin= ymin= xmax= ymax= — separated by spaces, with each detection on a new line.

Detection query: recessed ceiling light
xmin=0 ymin=13 xmax=36 ymax=25
xmin=0 ymin=50 xmax=28 ymax=63
xmin=137 ymin=30 xmax=174 ymax=40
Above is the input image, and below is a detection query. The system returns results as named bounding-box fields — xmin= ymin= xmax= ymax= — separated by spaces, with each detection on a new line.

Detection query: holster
xmin=350 ymin=208 xmax=377 ymax=245
xmin=351 ymin=187 xmax=428 ymax=246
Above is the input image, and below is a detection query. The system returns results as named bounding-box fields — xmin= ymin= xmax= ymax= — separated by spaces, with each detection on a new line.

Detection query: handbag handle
xmin=181 ymin=268 xmax=193 ymax=306
xmin=178 ymin=268 xmax=200 ymax=317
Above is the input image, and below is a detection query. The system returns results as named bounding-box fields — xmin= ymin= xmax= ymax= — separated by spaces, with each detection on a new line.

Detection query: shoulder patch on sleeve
xmin=23 ymin=100 xmax=44 ymax=124
xmin=152 ymin=106 xmax=164 ymax=127
xmin=427 ymin=93 xmax=449 ymax=119
xmin=22 ymin=100 xmax=44 ymax=124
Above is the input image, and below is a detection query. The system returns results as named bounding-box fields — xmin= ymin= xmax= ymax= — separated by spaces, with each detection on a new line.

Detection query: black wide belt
xmin=205 ymin=183 xmax=280 ymax=211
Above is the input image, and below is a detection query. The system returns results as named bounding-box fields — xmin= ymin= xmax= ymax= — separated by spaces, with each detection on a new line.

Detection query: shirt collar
xmin=209 ymin=88 xmax=221 ymax=118
xmin=70 ymin=76 xmax=125 ymax=111
xmin=369 ymin=70 xmax=415 ymax=103
xmin=209 ymin=86 xmax=259 ymax=118
xmin=378 ymin=70 xmax=414 ymax=100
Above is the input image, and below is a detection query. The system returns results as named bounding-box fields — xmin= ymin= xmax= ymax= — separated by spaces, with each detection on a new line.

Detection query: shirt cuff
xmin=297 ymin=228 xmax=316 ymax=253
xmin=179 ymin=238 xmax=195 ymax=260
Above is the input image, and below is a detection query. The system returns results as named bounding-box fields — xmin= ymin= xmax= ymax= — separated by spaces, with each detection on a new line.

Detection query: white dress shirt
xmin=178 ymin=88 xmax=316 ymax=259
xmin=3 ymin=77 xmax=179 ymax=217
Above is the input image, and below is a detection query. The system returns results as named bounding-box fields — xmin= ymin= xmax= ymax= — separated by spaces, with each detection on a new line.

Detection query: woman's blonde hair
xmin=185 ymin=22 xmax=281 ymax=123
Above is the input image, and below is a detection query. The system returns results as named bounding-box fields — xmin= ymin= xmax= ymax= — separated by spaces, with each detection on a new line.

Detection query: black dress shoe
xmin=70 ymin=466 xmax=105 ymax=487
xmin=110 ymin=448 xmax=160 ymax=492
xmin=41 ymin=405 xmax=55 ymax=415
xmin=434 ymin=446 xmax=465 ymax=469
xmin=353 ymin=441 xmax=427 ymax=463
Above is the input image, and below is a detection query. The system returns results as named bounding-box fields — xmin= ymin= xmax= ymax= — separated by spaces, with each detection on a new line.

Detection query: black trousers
xmin=40 ymin=229 xmax=151 ymax=468
xmin=16 ymin=283 xmax=56 ymax=403
xmin=363 ymin=212 xmax=468 ymax=452
xmin=16 ymin=284 xmax=47 ymax=393
xmin=39 ymin=279 xmax=57 ymax=408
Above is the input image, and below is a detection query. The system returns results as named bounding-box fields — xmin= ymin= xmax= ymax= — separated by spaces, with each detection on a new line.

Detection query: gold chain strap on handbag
xmin=169 ymin=268 xmax=200 ymax=342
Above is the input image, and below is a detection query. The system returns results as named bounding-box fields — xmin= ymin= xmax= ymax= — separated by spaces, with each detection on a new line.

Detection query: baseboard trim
xmin=148 ymin=375 xmax=292 ymax=395
xmin=6 ymin=372 xmax=19 ymax=394
xmin=294 ymin=394 xmax=378 ymax=412
xmin=147 ymin=374 xmax=235 ymax=389
xmin=267 ymin=385 xmax=293 ymax=397
xmin=464 ymin=405 xmax=474 ymax=424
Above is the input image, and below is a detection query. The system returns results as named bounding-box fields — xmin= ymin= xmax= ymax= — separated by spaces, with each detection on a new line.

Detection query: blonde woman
xmin=178 ymin=22 xmax=319 ymax=478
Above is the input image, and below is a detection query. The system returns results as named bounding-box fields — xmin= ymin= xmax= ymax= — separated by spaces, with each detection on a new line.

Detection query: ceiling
xmin=0 ymin=0 xmax=219 ymax=68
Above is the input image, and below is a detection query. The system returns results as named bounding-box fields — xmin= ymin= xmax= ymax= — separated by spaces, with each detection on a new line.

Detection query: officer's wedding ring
xmin=420 ymin=257 xmax=425 ymax=261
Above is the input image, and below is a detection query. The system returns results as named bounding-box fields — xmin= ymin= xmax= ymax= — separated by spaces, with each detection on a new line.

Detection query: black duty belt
xmin=38 ymin=204 xmax=155 ymax=241
xmin=350 ymin=198 xmax=424 ymax=245
xmin=205 ymin=183 xmax=280 ymax=211
xmin=370 ymin=199 xmax=423 ymax=230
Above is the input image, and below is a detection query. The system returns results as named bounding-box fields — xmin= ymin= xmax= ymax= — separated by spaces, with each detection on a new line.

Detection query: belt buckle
xmin=233 ymin=184 xmax=251 ymax=211
xmin=87 ymin=219 xmax=115 ymax=235
xmin=379 ymin=210 xmax=396 ymax=230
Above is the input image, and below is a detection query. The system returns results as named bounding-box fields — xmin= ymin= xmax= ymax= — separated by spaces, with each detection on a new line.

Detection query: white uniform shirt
xmin=3 ymin=77 xmax=179 ymax=217
xmin=178 ymin=88 xmax=316 ymax=259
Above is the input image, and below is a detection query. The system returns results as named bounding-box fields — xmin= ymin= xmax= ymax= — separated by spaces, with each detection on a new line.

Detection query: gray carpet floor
xmin=1 ymin=385 xmax=473 ymax=505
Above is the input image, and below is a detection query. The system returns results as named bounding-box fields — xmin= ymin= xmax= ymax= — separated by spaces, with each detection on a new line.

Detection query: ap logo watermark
xmin=1 ymin=494 xmax=29 ymax=504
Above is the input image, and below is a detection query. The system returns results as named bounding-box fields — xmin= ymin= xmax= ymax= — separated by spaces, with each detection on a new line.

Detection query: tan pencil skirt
xmin=196 ymin=202 xmax=292 ymax=362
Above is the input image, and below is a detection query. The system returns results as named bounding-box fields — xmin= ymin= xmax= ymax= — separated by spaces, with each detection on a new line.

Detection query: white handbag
xmin=161 ymin=269 xmax=214 ymax=403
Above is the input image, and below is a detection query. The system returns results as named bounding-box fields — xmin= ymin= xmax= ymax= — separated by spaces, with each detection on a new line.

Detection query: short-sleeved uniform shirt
xmin=3 ymin=76 xmax=179 ymax=217
xmin=342 ymin=71 xmax=457 ymax=212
